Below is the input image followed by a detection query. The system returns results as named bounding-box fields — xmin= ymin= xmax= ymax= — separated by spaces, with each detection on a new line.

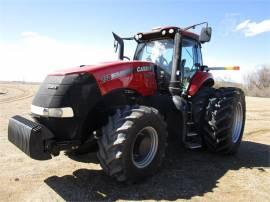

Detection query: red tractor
xmin=8 ymin=23 xmax=246 ymax=183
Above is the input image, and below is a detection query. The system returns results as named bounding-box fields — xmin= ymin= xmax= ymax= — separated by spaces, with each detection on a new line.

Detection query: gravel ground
xmin=0 ymin=83 xmax=269 ymax=202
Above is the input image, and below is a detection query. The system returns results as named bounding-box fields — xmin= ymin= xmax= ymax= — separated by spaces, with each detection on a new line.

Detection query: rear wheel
xmin=203 ymin=87 xmax=246 ymax=154
xmin=192 ymin=87 xmax=215 ymax=132
xmin=97 ymin=105 xmax=168 ymax=182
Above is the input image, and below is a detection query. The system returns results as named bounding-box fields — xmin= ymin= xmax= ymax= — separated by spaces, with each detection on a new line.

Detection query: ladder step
xmin=186 ymin=121 xmax=194 ymax=125
xmin=187 ymin=132 xmax=198 ymax=137
xmin=185 ymin=142 xmax=202 ymax=149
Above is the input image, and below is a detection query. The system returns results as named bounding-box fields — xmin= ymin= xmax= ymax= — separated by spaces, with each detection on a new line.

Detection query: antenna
xmin=183 ymin=22 xmax=208 ymax=31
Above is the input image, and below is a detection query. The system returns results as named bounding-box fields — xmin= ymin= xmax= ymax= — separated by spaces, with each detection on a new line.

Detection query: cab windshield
xmin=134 ymin=39 xmax=174 ymax=74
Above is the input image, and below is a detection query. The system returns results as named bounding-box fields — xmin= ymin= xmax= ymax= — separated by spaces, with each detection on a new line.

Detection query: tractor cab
xmin=134 ymin=28 xmax=203 ymax=90
xmin=113 ymin=23 xmax=212 ymax=93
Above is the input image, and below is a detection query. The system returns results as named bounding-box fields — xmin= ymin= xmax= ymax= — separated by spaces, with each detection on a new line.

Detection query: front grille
xmin=32 ymin=73 xmax=101 ymax=141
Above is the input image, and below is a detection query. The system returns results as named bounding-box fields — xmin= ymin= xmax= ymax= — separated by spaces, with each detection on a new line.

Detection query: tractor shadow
xmin=45 ymin=140 xmax=269 ymax=201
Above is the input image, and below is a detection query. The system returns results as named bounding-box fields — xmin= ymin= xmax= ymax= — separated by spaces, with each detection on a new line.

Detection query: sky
xmin=0 ymin=0 xmax=269 ymax=82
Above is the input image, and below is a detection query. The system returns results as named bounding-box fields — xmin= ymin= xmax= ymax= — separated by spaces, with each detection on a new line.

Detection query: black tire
xmin=97 ymin=105 xmax=168 ymax=183
xmin=192 ymin=87 xmax=215 ymax=131
xmin=203 ymin=87 xmax=246 ymax=154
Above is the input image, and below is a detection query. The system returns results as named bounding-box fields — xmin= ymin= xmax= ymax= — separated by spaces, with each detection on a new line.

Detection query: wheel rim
xmin=232 ymin=101 xmax=243 ymax=143
xmin=131 ymin=126 xmax=158 ymax=168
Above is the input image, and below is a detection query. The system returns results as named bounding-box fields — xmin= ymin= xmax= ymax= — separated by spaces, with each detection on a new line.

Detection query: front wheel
xmin=203 ymin=87 xmax=246 ymax=154
xmin=97 ymin=105 xmax=168 ymax=182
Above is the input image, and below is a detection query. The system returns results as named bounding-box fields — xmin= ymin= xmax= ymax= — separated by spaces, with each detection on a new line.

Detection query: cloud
xmin=235 ymin=19 xmax=270 ymax=37
xmin=219 ymin=13 xmax=241 ymax=36
xmin=0 ymin=32 xmax=116 ymax=82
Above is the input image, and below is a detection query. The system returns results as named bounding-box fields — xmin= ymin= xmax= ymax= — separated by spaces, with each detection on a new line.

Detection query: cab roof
xmin=136 ymin=26 xmax=199 ymax=42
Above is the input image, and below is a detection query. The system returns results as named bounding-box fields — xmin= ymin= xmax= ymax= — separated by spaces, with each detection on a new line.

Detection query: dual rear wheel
xmin=203 ymin=87 xmax=246 ymax=154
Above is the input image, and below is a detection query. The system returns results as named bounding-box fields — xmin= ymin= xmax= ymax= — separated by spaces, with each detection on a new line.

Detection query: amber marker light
xmin=224 ymin=66 xmax=240 ymax=70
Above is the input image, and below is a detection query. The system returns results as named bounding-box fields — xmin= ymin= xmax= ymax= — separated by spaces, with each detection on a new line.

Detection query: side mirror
xmin=112 ymin=32 xmax=124 ymax=60
xmin=199 ymin=27 xmax=212 ymax=43
xmin=114 ymin=40 xmax=119 ymax=53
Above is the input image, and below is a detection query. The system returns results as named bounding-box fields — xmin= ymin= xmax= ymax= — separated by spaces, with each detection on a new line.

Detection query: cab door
xmin=181 ymin=38 xmax=202 ymax=91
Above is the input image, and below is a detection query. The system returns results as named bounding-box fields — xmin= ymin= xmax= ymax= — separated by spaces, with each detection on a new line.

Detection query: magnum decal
xmin=101 ymin=66 xmax=153 ymax=83
xmin=101 ymin=68 xmax=133 ymax=83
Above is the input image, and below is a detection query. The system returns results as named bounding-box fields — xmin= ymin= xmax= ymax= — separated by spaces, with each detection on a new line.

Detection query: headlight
xmin=169 ymin=29 xmax=174 ymax=34
xmin=31 ymin=105 xmax=74 ymax=118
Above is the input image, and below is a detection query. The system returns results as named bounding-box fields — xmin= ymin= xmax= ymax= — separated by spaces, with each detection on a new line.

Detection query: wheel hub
xmin=132 ymin=126 xmax=158 ymax=168
xmin=232 ymin=101 xmax=243 ymax=143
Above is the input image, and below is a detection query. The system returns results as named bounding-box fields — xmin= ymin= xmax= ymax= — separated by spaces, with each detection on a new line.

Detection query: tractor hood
xmin=43 ymin=60 xmax=157 ymax=101
xmin=49 ymin=60 xmax=155 ymax=76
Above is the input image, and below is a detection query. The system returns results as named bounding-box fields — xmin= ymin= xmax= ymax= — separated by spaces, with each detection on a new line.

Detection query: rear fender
xmin=187 ymin=71 xmax=214 ymax=96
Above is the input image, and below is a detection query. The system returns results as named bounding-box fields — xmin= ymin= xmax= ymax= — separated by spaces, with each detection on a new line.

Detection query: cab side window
xmin=196 ymin=44 xmax=203 ymax=66
xmin=181 ymin=39 xmax=200 ymax=79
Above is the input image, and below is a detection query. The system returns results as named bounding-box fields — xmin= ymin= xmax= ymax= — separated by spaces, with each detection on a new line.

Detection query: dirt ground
xmin=0 ymin=82 xmax=269 ymax=202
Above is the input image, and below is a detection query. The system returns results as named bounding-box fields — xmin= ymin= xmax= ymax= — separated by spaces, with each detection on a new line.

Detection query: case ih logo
xmin=137 ymin=66 xmax=153 ymax=72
